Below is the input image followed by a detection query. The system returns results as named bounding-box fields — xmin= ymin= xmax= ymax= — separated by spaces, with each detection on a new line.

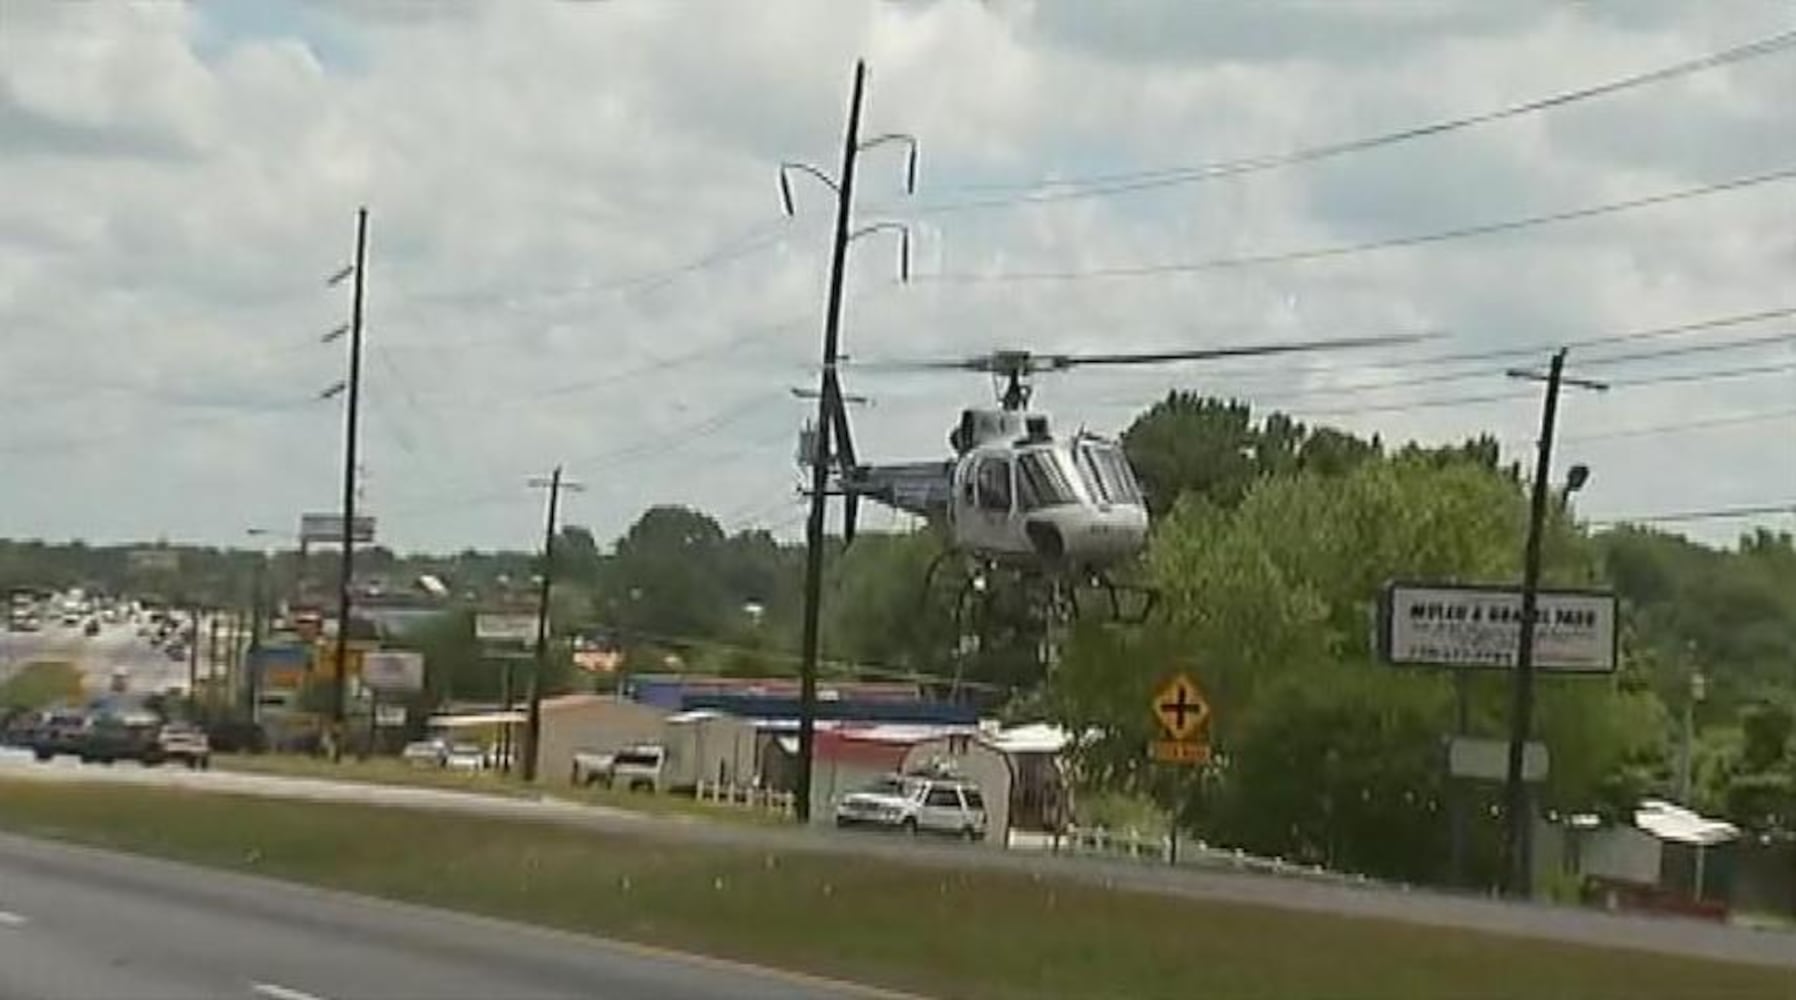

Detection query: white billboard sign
xmin=1380 ymin=583 xmax=1617 ymax=674
xmin=1449 ymin=737 xmax=1549 ymax=783
xmin=299 ymin=513 xmax=376 ymax=545
xmin=476 ymin=612 xmax=538 ymax=644
xmin=361 ymin=650 xmax=425 ymax=692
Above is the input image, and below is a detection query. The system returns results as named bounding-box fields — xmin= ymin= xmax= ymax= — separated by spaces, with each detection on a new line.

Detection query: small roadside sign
xmin=1150 ymin=673 xmax=1212 ymax=767
xmin=1153 ymin=674 xmax=1210 ymax=741
xmin=1150 ymin=739 xmax=1212 ymax=765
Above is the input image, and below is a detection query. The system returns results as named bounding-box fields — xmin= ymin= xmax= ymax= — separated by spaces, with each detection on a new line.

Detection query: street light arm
xmin=778 ymin=162 xmax=840 ymax=216
xmin=847 ymin=221 xmax=912 ymax=282
xmin=857 ymin=133 xmax=919 ymax=194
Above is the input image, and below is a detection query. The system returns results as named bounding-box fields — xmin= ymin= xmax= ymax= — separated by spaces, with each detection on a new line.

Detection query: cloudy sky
xmin=2 ymin=0 xmax=1793 ymax=554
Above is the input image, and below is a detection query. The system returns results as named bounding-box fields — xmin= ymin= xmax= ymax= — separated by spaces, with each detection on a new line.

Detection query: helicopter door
xmin=957 ymin=454 xmax=1015 ymax=555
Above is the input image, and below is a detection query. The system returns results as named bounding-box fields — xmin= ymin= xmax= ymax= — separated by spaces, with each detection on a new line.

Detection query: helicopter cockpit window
xmin=1017 ymin=451 xmax=1079 ymax=511
xmin=975 ymin=457 xmax=1013 ymax=512
xmin=1077 ymin=442 xmax=1144 ymax=506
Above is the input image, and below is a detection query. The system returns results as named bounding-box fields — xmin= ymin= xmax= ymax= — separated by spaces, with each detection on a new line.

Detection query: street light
xmin=1560 ymin=463 xmax=1591 ymax=506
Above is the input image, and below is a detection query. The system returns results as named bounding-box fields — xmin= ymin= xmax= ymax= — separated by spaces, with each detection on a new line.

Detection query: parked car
xmin=75 ymin=711 xmax=163 ymax=765
xmin=28 ymin=708 xmax=92 ymax=762
xmin=835 ymin=772 xmax=989 ymax=840
xmin=442 ymin=742 xmax=489 ymax=772
xmin=156 ymin=723 xmax=211 ymax=769
xmin=402 ymin=738 xmax=450 ymax=767
xmin=607 ymin=744 xmax=666 ymax=792
xmin=570 ymin=748 xmax=616 ymax=786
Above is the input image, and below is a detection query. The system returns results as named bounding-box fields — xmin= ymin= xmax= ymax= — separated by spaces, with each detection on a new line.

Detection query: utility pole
xmin=782 ymin=60 xmax=916 ymax=823
xmin=1500 ymin=349 xmax=1606 ymax=898
xmin=329 ymin=207 xmax=370 ymax=762
xmin=523 ymin=466 xmax=583 ymax=783
xmin=186 ymin=602 xmax=201 ymax=717
xmin=207 ymin=614 xmax=221 ymax=720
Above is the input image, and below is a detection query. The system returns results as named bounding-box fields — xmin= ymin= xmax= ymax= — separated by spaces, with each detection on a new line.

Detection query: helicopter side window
xmin=1077 ymin=442 xmax=1143 ymax=505
xmin=1017 ymin=451 xmax=1079 ymax=511
xmin=975 ymin=458 xmax=1012 ymax=512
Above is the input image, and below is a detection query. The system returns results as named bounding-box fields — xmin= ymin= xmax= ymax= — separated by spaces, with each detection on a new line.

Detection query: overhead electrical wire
xmin=921 ymin=164 xmax=1796 ymax=283
xmin=1561 ymin=405 xmax=1796 ymax=443
xmin=1079 ymin=305 xmax=1796 ymax=409
xmin=1223 ymin=326 xmax=1796 ymax=403
xmin=1589 ymin=502 xmax=1796 ymax=526
xmin=892 ymin=26 xmax=1796 ymax=213
xmin=1286 ymin=357 xmax=1796 ymax=419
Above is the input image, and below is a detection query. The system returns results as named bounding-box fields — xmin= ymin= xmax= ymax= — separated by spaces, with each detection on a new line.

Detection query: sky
xmin=1 ymin=0 xmax=1793 ymax=554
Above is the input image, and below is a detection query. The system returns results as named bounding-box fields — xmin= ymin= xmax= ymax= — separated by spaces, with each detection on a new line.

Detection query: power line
xmin=1561 ymin=405 xmax=1796 ymax=443
xmin=1192 ymin=323 xmax=1796 ymax=404
xmin=923 ymin=164 xmax=1796 ymax=283
xmin=614 ymin=626 xmax=1013 ymax=695
xmin=1591 ymin=502 xmax=1796 ymax=526
xmin=895 ymin=27 xmax=1796 ymax=213
xmin=1286 ymin=357 xmax=1796 ymax=419
xmin=389 ymin=216 xmax=822 ymax=313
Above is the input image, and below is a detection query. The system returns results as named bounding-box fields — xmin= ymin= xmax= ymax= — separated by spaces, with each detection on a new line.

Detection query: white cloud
xmin=1 ymin=0 xmax=1792 ymax=552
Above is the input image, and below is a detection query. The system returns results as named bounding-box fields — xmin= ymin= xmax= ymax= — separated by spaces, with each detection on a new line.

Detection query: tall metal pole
xmin=795 ymin=61 xmax=867 ymax=824
xmin=332 ymin=207 xmax=369 ymax=762
xmin=1502 ymin=348 xmax=1565 ymax=899
xmin=186 ymin=602 xmax=201 ymax=716
xmin=523 ymin=465 xmax=564 ymax=783
xmin=247 ymin=552 xmax=266 ymax=719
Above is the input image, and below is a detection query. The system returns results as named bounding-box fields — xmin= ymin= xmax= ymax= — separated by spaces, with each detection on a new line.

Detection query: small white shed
xmin=661 ymin=709 xmax=759 ymax=792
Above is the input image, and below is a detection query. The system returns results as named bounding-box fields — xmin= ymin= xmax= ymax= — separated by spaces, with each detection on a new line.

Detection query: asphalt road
xmin=0 ymin=619 xmax=195 ymax=696
xmin=0 ymin=831 xmax=908 ymax=1000
xmin=4 ymin=752 xmax=1794 ymax=973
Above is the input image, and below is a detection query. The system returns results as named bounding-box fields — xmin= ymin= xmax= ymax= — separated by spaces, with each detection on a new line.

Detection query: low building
xmin=662 ymin=709 xmax=759 ymax=791
xmin=1566 ymin=799 xmax=1741 ymax=919
xmin=533 ymin=694 xmax=667 ymax=785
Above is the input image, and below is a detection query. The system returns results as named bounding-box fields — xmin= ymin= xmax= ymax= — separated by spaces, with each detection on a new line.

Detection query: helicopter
xmin=803 ymin=335 xmax=1426 ymax=627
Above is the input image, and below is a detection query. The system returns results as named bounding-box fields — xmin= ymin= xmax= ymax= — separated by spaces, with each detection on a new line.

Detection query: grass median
xmin=214 ymin=752 xmax=784 ymax=825
xmin=0 ymin=780 xmax=1789 ymax=1000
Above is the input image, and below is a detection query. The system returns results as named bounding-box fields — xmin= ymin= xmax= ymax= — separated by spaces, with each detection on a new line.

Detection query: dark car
xmin=77 ymin=711 xmax=165 ymax=765
xmin=28 ymin=709 xmax=92 ymax=761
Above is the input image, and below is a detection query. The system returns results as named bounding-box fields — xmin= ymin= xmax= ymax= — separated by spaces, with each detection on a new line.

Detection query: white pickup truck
xmin=571 ymin=744 xmax=665 ymax=792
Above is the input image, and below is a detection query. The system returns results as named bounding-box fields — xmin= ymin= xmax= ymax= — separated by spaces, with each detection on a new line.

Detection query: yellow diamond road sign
xmin=1153 ymin=674 xmax=1210 ymax=742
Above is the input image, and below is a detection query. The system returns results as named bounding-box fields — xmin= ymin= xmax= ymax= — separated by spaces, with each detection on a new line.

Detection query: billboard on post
xmin=476 ymin=612 xmax=538 ymax=645
xmin=299 ymin=513 xmax=376 ymax=546
xmin=361 ymin=650 xmax=425 ymax=693
xmin=1378 ymin=582 xmax=1618 ymax=674
xmin=249 ymin=644 xmax=311 ymax=691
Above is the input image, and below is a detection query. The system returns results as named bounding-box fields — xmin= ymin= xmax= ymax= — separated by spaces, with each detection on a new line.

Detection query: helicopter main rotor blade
xmin=852 ymin=332 xmax=1435 ymax=374
xmin=1040 ymin=332 xmax=1436 ymax=370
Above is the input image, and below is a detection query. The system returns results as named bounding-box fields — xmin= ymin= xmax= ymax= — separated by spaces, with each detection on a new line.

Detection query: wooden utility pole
xmin=523 ymin=466 xmax=582 ymax=782
xmin=1501 ymin=349 xmax=1606 ymax=897
xmin=331 ymin=207 xmax=369 ymax=761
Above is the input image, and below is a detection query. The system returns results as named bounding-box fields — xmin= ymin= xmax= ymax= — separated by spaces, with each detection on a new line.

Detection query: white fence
xmin=1030 ymin=825 xmax=1380 ymax=887
xmin=694 ymin=779 xmax=796 ymax=816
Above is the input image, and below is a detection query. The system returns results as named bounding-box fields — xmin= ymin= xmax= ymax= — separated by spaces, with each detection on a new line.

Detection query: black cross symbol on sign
xmin=1155 ymin=676 xmax=1208 ymax=740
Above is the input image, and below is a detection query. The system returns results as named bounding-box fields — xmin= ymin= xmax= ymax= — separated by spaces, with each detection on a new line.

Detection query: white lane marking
xmin=0 ymin=910 xmax=27 ymax=927
xmin=251 ymin=983 xmax=328 ymax=1000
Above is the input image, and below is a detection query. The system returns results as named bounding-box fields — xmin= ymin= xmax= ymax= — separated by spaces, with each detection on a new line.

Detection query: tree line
xmin=4 ymin=392 xmax=1791 ymax=884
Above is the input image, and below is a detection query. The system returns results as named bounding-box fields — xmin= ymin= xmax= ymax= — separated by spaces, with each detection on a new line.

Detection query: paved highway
xmin=4 ymin=752 xmax=1793 ymax=972
xmin=0 ymin=832 xmax=908 ymax=1000
xmin=0 ymin=618 xmax=195 ymax=696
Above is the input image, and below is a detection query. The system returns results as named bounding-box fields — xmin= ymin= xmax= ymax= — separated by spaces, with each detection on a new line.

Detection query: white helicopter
xmin=809 ymin=336 xmax=1422 ymax=624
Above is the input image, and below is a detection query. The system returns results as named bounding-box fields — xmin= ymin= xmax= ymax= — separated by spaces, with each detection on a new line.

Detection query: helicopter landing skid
xmin=1083 ymin=572 xmax=1158 ymax=626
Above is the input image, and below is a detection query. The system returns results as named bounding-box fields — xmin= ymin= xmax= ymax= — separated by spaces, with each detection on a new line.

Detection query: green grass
xmin=0 ymin=660 xmax=83 ymax=712
xmin=1 ymin=781 xmax=1790 ymax=1000
xmin=214 ymin=752 xmax=786 ymax=825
